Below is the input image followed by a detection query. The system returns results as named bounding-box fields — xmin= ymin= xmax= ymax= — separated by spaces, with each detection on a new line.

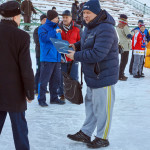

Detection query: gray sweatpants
xmin=81 ymin=85 xmax=115 ymax=139
xmin=132 ymin=55 xmax=144 ymax=76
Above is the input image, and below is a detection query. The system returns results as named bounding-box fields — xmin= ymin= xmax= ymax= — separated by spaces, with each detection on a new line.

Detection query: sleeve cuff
xmin=74 ymin=52 xmax=80 ymax=62
xmin=74 ymin=42 xmax=81 ymax=51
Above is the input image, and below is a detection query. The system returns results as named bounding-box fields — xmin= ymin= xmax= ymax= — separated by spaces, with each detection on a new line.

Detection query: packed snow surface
xmin=0 ymin=1 xmax=150 ymax=149
xmin=0 ymin=50 xmax=150 ymax=150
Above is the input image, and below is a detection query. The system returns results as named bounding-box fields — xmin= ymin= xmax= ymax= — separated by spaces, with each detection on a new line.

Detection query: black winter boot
xmin=133 ymin=75 xmax=140 ymax=78
xmin=140 ymin=75 xmax=145 ymax=78
xmin=119 ymin=75 xmax=128 ymax=81
xmin=138 ymin=73 xmax=145 ymax=78
xmin=87 ymin=137 xmax=109 ymax=149
xmin=67 ymin=130 xmax=91 ymax=143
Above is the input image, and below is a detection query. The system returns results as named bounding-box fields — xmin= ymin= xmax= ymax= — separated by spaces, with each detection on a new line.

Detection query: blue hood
xmin=45 ymin=19 xmax=58 ymax=28
xmin=83 ymin=10 xmax=115 ymax=29
xmin=101 ymin=10 xmax=115 ymax=26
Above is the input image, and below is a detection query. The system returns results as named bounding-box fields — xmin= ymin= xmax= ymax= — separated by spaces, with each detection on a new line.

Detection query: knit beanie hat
xmin=82 ymin=0 xmax=101 ymax=15
xmin=138 ymin=20 xmax=144 ymax=24
xmin=119 ymin=14 xmax=128 ymax=20
xmin=40 ymin=14 xmax=47 ymax=21
xmin=119 ymin=14 xmax=128 ymax=24
xmin=47 ymin=10 xmax=58 ymax=21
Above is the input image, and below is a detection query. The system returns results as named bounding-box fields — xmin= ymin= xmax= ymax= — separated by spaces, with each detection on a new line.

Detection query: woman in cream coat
xmin=117 ymin=14 xmax=132 ymax=81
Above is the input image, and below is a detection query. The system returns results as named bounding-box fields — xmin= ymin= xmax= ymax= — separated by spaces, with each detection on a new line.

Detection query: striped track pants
xmin=81 ymin=85 xmax=115 ymax=139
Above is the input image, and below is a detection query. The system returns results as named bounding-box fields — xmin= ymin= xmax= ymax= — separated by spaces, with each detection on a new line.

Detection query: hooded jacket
xmin=38 ymin=19 xmax=61 ymax=62
xmin=74 ymin=10 xmax=119 ymax=88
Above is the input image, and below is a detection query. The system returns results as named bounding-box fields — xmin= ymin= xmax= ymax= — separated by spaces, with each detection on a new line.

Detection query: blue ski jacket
xmin=38 ymin=19 xmax=61 ymax=62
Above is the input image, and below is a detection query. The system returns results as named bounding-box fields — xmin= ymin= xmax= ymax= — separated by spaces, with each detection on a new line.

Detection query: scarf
xmin=63 ymin=24 xmax=72 ymax=32
xmin=119 ymin=20 xmax=128 ymax=25
xmin=140 ymin=31 xmax=146 ymax=49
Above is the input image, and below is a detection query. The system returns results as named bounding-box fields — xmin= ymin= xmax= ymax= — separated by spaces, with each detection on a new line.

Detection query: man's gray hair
xmin=0 ymin=15 xmax=13 ymax=21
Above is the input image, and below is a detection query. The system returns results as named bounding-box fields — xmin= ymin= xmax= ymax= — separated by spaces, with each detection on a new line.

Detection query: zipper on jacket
xmin=94 ymin=63 xmax=100 ymax=79
xmin=46 ymin=49 xmax=51 ymax=56
xmin=57 ymin=51 xmax=59 ymax=62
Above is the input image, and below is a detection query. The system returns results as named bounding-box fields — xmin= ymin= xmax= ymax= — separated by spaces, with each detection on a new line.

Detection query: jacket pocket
xmin=82 ymin=62 xmax=101 ymax=79
xmin=94 ymin=63 xmax=100 ymax=75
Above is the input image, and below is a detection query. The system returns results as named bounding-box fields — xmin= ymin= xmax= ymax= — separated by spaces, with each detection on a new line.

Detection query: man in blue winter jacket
xmin=66 ymin=0 xmax=119 ymax=148
xmin=38 ymin=10 xmax=65 ymax=106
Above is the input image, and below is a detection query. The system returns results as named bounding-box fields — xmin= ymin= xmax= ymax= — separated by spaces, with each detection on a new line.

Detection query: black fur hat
xmin=0 ymin=1 xmax=22 ymax=17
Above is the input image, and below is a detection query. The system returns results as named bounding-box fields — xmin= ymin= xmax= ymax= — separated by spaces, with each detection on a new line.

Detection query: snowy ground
xmin=0 ymin=50 xmax=150 ymax=150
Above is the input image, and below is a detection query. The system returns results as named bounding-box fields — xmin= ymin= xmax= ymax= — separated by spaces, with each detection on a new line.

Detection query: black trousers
xmin=119 ymin=51 xmax=129 ymax=78
xmin=0 ymin=111 xmax=29 ymax=150
xmin=129 ymin=51 xmax=145 ymax=74
xmin=129 ymin=51 xmax=134 ymax=74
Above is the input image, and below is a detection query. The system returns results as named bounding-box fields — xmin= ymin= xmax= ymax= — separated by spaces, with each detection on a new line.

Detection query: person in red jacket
xmin=58 ymin=10 xmax=81 ymax=100
xmin=132 ymin=24 xmax=146 ymax=78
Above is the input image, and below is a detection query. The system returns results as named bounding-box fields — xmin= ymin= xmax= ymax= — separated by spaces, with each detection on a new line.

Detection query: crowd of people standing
xmin=32 ymin=0 xmax=119 ymax=148
xmin=33 ymin=9 xmax=81 ymax=106
xmin=0 ymin=0 xmax=119 ymax=149
xmin=117 ymin=15 xmax=150 ymax=81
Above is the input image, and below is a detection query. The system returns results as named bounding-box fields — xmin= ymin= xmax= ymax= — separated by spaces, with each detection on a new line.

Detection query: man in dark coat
xmin=76 ymin=1 xmax=86 ymax=27
xmin=0 ymin=1 xmax=34 ymax=150
xmin=33 ymin=14 xmax=47 ymax=95
xmin=21 ymin=0 xmax=37 ymax=31
xmin=71 ymin=0 xmax=79 ymax=21
xmin=66 ymin=0 xmax=119 ymax=148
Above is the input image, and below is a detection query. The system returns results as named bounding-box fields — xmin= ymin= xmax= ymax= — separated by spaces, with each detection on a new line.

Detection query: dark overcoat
xmin=21 ymin=0 xmax=37 ymax=16
xmin=0 ymin=20 xmax=34 ymax=112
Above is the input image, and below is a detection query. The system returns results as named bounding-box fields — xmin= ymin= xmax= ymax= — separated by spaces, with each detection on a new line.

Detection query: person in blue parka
xmin=66 ymin=0 xmax=119 ymax=149
xmin=38 ymin=10 xmax=65 ymax=106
